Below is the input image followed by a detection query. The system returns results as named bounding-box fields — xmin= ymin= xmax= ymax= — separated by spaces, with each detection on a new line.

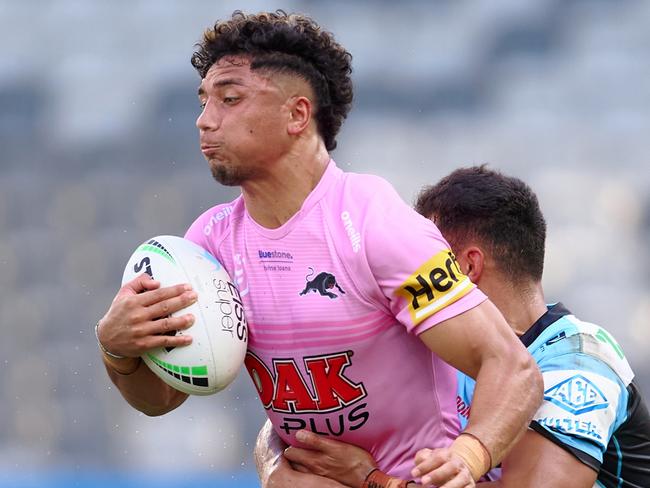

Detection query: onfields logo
xmin=544 ymin=374 xmax=609 ymax=415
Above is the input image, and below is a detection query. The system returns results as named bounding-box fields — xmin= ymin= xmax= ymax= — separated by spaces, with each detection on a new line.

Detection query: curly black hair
xmin=191 ymin=10 xmax=353 ymax=151
xmin=415 ymin=165 xmax=547 ymax=283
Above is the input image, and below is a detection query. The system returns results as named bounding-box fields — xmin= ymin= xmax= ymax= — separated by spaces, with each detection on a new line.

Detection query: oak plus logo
xmin=396 ymin=250 xmax=474 ymax=325
xmin=544 ymin=374 xmax=609 ymax=415
xmin=245 ymin=351 xmax=366 ymax=414
xmin=245 ymin=351 xmax=371 ymax=436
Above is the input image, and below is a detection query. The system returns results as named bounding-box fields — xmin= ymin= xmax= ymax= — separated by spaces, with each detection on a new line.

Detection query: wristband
xmin=450 ymin=432 xmax=492 ymax=481
xmin=362 ymin=468 xmax=410 ymax=488
xmin=460 ymin=432 xmax=494 ymax=469
xmin=95 ymin=321 xmax=126 ymax=359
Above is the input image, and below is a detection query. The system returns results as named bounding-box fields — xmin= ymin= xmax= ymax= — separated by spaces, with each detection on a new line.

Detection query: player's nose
xmin=196 ymin=101 xmax=221 ymax=131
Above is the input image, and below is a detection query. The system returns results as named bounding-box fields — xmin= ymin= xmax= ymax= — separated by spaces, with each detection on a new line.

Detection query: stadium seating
xmin=0 ymin=0 xmax=648 ymax=485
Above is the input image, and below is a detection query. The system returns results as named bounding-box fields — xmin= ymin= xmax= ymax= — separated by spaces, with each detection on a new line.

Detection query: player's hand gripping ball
xmin=122 ymin=236 xmax=248 ymax=395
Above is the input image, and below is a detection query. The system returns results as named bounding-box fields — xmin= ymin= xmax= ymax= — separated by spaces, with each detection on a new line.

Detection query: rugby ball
xmin=121 ymin=235 xmax=248 ymax=395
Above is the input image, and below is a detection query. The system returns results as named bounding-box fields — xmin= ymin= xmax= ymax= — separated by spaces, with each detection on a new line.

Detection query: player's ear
xmin=287 ymin=96 xmax=312 ymax=136
xmin=462 ymin=247 xmax=484 ymax=284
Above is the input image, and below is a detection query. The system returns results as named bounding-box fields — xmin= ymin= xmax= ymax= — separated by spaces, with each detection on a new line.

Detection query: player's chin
xmin=210 ymin=160 xmax=262 ymax=187
xmin=209 ymin=161 xmax=242 ymax=186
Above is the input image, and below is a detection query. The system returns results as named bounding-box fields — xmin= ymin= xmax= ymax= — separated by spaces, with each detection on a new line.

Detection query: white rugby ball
xmin=121 ymin=235 xmax=248 ymax=395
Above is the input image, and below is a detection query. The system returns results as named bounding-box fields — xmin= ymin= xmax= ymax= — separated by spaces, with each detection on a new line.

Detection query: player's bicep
xmin=418 ymin=299 xmax=524 ymax=379
xmin=498 ymin=429 xmax=597 ymax=488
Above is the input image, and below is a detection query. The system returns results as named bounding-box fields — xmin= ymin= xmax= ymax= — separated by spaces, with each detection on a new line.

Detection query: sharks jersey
xmin=185 ymin=160 xmax=487 ymax=479
xmin=456 ymin=303 xmax=650 ymax=487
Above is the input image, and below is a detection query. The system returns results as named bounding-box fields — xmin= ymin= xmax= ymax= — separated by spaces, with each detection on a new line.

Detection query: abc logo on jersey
xmin=397 ymin=250 xmax=474 ymax=325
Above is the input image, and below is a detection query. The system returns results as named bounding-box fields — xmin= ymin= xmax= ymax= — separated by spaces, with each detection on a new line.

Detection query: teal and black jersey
xmin=457 ymin=303 xmax=650 ymax=487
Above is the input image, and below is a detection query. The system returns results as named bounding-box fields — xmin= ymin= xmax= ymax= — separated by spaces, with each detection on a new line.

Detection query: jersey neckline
xmin=519 ymin=302 xmax=571 ymax=348
xmin=244 ymin=159 xmax=340 ymax=240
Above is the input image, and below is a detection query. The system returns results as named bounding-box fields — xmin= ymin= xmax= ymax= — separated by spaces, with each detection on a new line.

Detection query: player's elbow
xmin=130 ymin=390 xmax=188 ymax=417
xmin=139 ymin=404 xmax=175 ymax=417
xmin=515 ymin=350 xmax=543 ymax=411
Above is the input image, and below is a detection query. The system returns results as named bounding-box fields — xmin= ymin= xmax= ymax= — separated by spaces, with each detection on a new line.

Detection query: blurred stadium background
xmin=1 ymin=0 xmax=649 ymax=486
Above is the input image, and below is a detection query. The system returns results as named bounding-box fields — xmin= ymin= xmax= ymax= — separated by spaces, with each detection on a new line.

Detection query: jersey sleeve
xmin=183 ymin=200 xmax=239 ymax=261
xmin=361 ymin=176 xmax=486 ymax=335
xmin=184 ymin=212 xmax=210 ymax=248
xmin=530 ymin=343 xmax=630 ymax=467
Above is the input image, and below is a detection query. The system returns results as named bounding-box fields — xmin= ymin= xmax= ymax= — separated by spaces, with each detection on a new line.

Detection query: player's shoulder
xmin=531 ymin=316 xmax=632 ymax=456
xmin=184 ymin=195 xmax=244 ymax=244
xmin=337 ymin=170 xmax=403 ymax=205
xmin=328 ymin=168 xmax=423 ymax=228
xmin=532 ymin=311 xmax=634 ymax=387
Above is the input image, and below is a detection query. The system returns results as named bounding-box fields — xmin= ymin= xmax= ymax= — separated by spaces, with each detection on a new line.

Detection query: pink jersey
xmin=185 ymin=160 xmax=486 ymax=478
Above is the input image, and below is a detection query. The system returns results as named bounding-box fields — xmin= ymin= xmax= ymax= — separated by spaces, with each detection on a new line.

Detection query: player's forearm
xmin=103 ymin=355 xmax=188 ymax=416
xmin=465 ymin=350 xmax=542 ymax=466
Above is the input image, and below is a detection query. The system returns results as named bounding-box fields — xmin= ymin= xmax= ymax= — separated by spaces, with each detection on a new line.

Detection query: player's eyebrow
xmin=198 ymin=78 xmax=246 ymax=96
xmin=214 ymin=78 xmax=246 ymax=88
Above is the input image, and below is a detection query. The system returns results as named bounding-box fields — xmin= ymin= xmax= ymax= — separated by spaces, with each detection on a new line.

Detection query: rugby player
xmin=95 ymin=12 xmax=542 ymax=486
xmin=260 ymin=166 xmax=650 ymax=487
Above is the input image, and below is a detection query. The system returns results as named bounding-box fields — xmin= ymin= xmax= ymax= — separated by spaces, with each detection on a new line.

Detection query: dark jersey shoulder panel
xmin=532 ymin=380 xmax=650 ymax=487
xmin=526 ymin=304 xmax=650 ymax=488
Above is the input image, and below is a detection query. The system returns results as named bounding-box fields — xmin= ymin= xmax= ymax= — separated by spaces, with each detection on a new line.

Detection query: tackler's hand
xmin=412 ymin=446 xmax=476 ymax=488
xmin=284 ymin=429 xmax=377 ymax=488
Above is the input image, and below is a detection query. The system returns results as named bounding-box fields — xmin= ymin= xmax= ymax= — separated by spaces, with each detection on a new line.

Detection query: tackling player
xmin=415 ymin=166 xmax=650 ymax=487
xmin=264 ymin=166 xmax=650 ymax=487
xmin=95 ymin=12 xmax=542 ymax=486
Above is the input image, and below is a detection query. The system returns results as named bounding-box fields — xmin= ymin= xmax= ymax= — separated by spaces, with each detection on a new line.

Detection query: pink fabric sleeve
xmin=363 ymin=178 xmax=487 ymax=335
xmin=184 ymin=213 xmax=210 ymax=247
xmin=183 ymin=201 xmax=238 ymax=262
